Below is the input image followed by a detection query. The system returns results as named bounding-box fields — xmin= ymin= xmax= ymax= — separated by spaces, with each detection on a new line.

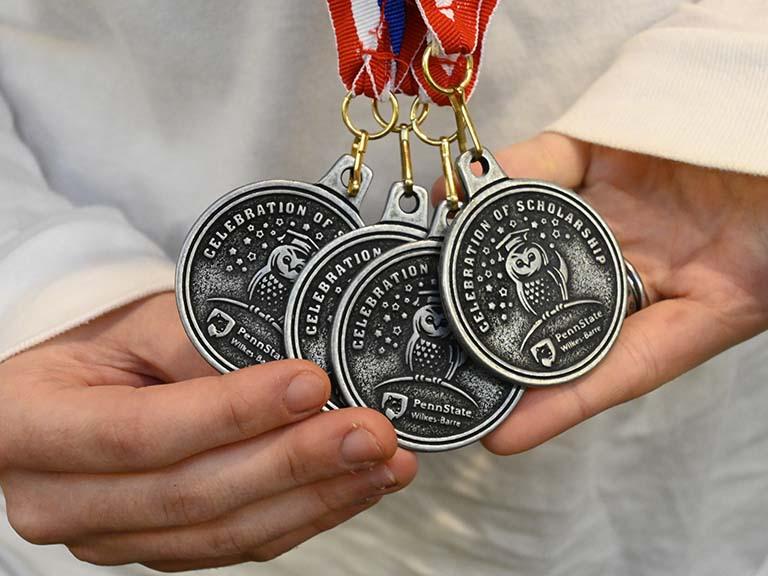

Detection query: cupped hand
xmin=0 ymin=293 xmax=417 ymax=571
xmin=435 ymin=133 xmax=768 ymax=454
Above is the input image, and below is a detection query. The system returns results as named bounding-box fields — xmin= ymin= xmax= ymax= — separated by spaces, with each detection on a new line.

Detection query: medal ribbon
xmin=327 ymin=0 xmax=498 ymax=104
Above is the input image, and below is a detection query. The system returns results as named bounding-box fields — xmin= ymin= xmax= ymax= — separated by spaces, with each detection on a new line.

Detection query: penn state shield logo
xmin=381 ymin=392 xmax=409 ymax=420
xmin=530 ymin=338 xmax=556 ymax=367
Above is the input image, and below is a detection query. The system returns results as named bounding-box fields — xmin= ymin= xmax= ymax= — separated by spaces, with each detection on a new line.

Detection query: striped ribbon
xmin=327 ymin=0 xmax=499 ymax=104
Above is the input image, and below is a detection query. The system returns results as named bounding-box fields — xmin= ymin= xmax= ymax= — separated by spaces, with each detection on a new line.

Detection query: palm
xmin=472 ymin=136 xmax=768 ymax=454
xmin=585 ymin=145 xmax=768 ymax=329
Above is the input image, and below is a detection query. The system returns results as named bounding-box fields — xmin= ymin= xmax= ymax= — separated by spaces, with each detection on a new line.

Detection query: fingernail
xmin=341 ymin=426 xmax=385 ymax=467
xmin=364 ymin=464 xmax=398 ymax=491
xmin=285 ymin=371 xmax=327 ymax=413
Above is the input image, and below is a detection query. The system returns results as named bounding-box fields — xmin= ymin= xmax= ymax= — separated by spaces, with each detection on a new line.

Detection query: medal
xmin=441 ymin=149 xmax=627 ymax=386
xmin=285 ymin=181 xmax=430 ymax=409
xmin=285 ymin=120 xmax=430 ymax=409
xmin=331 ymin=202 xmax=524 ymax=451
xmin=413 ymin=44 xmax=639 ymax=387
xmin=176 ymin=155 xmax=374 ymax=371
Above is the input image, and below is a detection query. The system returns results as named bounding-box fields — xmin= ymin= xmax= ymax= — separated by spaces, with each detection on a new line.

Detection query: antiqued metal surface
xmin=441 ymin=150 xmax=626 ymax=387
xmin=332 ymin=203 xmax=524 ymax=451
xmin=625 ymin=260 xmax=649 ymax=315
xmin=176 ymin=155 xmax=370 ymax=373
xmin=285 ymin=182 xmax=430 ymax=409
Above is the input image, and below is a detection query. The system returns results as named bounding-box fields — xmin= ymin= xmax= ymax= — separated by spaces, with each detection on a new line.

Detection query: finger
xmin=431 ymin=133 xmax=592 ymax=204
xmin=483 ymin=297 xmax=737 ymax=455
xmin=5 ymin=359 xmax=331 ymax=472
xmin=5 ymin=408 xmax=399 ymax=540
xmin=142 ymin=497 xmax=383 ymax=572
xmin=37 ymin=292 xmax=218 ymax=383
xmin=68 ymin=449 xmax=417 ymax=566
xmin=125 ymin=291 xmax=220 ymax=382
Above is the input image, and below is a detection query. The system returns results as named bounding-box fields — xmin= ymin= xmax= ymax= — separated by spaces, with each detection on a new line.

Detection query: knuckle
xmin=98 ymin=407 xmax=155 ymax=468
xmin=223 ymin=385 xmax=261 ymax=439
xmin=616 ymin=328 xmax=660 ymax=400
xmin=204 ymin=524 xmax=250 ymax=558
xmin=160 ymin=480 xmax=213 ymax=526
xmin=6 ymin=500 xmax=55 ymax=545
xmin=311 ymin=481 xmax=350 ymax=515
xmin=279 ymin=438 xmax=311 ymax=487
xmin=67 ymin=544 xmax=111 ymax=566
xmin=250 ymin=545 xmax=283 ymax=563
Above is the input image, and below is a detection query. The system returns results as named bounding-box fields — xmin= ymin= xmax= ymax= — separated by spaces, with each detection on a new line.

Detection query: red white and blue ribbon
xmin=327 ymin=0 xmax=499 ymax=105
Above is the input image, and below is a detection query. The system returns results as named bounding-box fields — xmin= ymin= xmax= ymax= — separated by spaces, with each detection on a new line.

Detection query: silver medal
xmin=440 ymin=150 xmax=626 ymax=387
xmin=331 ymin=202 xmax=524 ymax=451
xmin=284 ymin=181 xmax=430 ymax=410
xmin=176 ymin=155 xmax=371 ymax=372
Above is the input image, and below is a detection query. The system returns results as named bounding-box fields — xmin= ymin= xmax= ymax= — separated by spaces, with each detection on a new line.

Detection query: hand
xmin=435 ymin=134 xmax=768 ymax=454
xmin=0 ymin=293 xmax=417 ymax=571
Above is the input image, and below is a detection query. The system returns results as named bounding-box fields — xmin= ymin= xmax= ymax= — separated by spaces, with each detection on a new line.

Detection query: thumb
xmin=431 ymin=133 xmax=592 ymax=205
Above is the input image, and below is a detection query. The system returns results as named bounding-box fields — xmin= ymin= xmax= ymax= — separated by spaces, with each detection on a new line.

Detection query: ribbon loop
xmin=327 ymin=0 xmax=497 ymax=104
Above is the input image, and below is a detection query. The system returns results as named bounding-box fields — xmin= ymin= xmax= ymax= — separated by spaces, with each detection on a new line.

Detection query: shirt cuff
xmin=0 ymin=208 xmax=175 ymax=362
xmin=549 ymin=26 xmax=768 ymax=176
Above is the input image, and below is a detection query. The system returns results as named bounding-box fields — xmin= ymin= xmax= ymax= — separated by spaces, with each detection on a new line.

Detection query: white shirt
xmin=0 ymin=2 xmax=767 ymax=575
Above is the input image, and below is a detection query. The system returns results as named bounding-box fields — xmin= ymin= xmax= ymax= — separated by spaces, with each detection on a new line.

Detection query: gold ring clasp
xmin=421 ymin=42 xmax=474 ymax=96
xmin=341 ymin=92 xmax=400 ymax=196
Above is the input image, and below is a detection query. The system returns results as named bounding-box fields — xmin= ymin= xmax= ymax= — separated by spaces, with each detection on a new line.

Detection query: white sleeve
xmin=550 ymin=0 xmax=768 ymax=176
xmin=0 ymin=90 xmax=174 ymax=362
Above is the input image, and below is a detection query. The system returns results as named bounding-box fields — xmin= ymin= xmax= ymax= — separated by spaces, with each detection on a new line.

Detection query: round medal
xmin=331 ymin=203 xmax=524 ymax=451
xmin=176 ymin=155 xmax=370 ymax=372
xmin=284 ymin=182 xmax=430 ymax=410
xmin=441 ymin=150 xmax=626 ymax=387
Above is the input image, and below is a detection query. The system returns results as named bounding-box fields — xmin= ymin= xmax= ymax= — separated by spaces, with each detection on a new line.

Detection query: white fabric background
xmin=0 ymin=1 xmax=766 ymax=574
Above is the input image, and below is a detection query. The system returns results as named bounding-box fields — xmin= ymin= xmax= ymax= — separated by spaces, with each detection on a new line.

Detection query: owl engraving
xmin=405 ymin=297 xmax=465 ymax=384
xmin=247 ymin=230 xmax=318 ymax=317
xmin=501 ymin=231 xmax=569 ymax=318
